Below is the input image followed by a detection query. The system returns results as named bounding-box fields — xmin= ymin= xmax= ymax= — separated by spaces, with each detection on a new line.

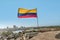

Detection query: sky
xmin=0 ymin=0 xmax=60 ymax=28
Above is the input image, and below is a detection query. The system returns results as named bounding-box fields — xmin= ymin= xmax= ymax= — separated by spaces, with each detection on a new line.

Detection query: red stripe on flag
xmin=18 ymin=16 xmax=37 ymax=18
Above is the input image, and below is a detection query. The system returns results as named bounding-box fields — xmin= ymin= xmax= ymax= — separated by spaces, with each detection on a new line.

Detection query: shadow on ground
xmin=55 ymin=33 xmax=60 ymax=39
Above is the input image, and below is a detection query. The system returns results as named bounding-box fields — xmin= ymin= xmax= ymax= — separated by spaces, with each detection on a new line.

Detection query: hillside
xmin=30 ymin=31 xmax=60 ymax=40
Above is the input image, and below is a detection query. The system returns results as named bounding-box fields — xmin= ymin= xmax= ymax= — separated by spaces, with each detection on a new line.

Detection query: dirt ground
xmin=30 ymin=31 xmax=60 ymax=40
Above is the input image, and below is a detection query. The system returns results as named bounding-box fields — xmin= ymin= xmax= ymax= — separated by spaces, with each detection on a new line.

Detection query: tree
xmin=1 ymin=31 xmax=8 ymax=37
xmin=13 ymin=33 xmax=19 ymax=40
xmin=1 ymin=31 xmax=13 ymax=40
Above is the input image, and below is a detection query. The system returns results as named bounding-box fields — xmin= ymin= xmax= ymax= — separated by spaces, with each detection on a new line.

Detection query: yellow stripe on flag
xmin=18 ymin=8 xmax=28 ymax=14
xmin=29 ymin=9 xmax=37 ymax=13
xmin=18 ymin=8 xmax=37 ymax=14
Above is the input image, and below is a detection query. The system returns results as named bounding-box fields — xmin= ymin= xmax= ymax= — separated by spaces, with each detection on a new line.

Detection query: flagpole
xmin=37 ymin=16 xmax=39 ymax=27
xmin=36 ymin=8 xmax=39 ymax=27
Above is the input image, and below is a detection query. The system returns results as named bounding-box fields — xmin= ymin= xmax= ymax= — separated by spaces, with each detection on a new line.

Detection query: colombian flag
xmin=18 ymin=8 xmax=37 ymax=18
